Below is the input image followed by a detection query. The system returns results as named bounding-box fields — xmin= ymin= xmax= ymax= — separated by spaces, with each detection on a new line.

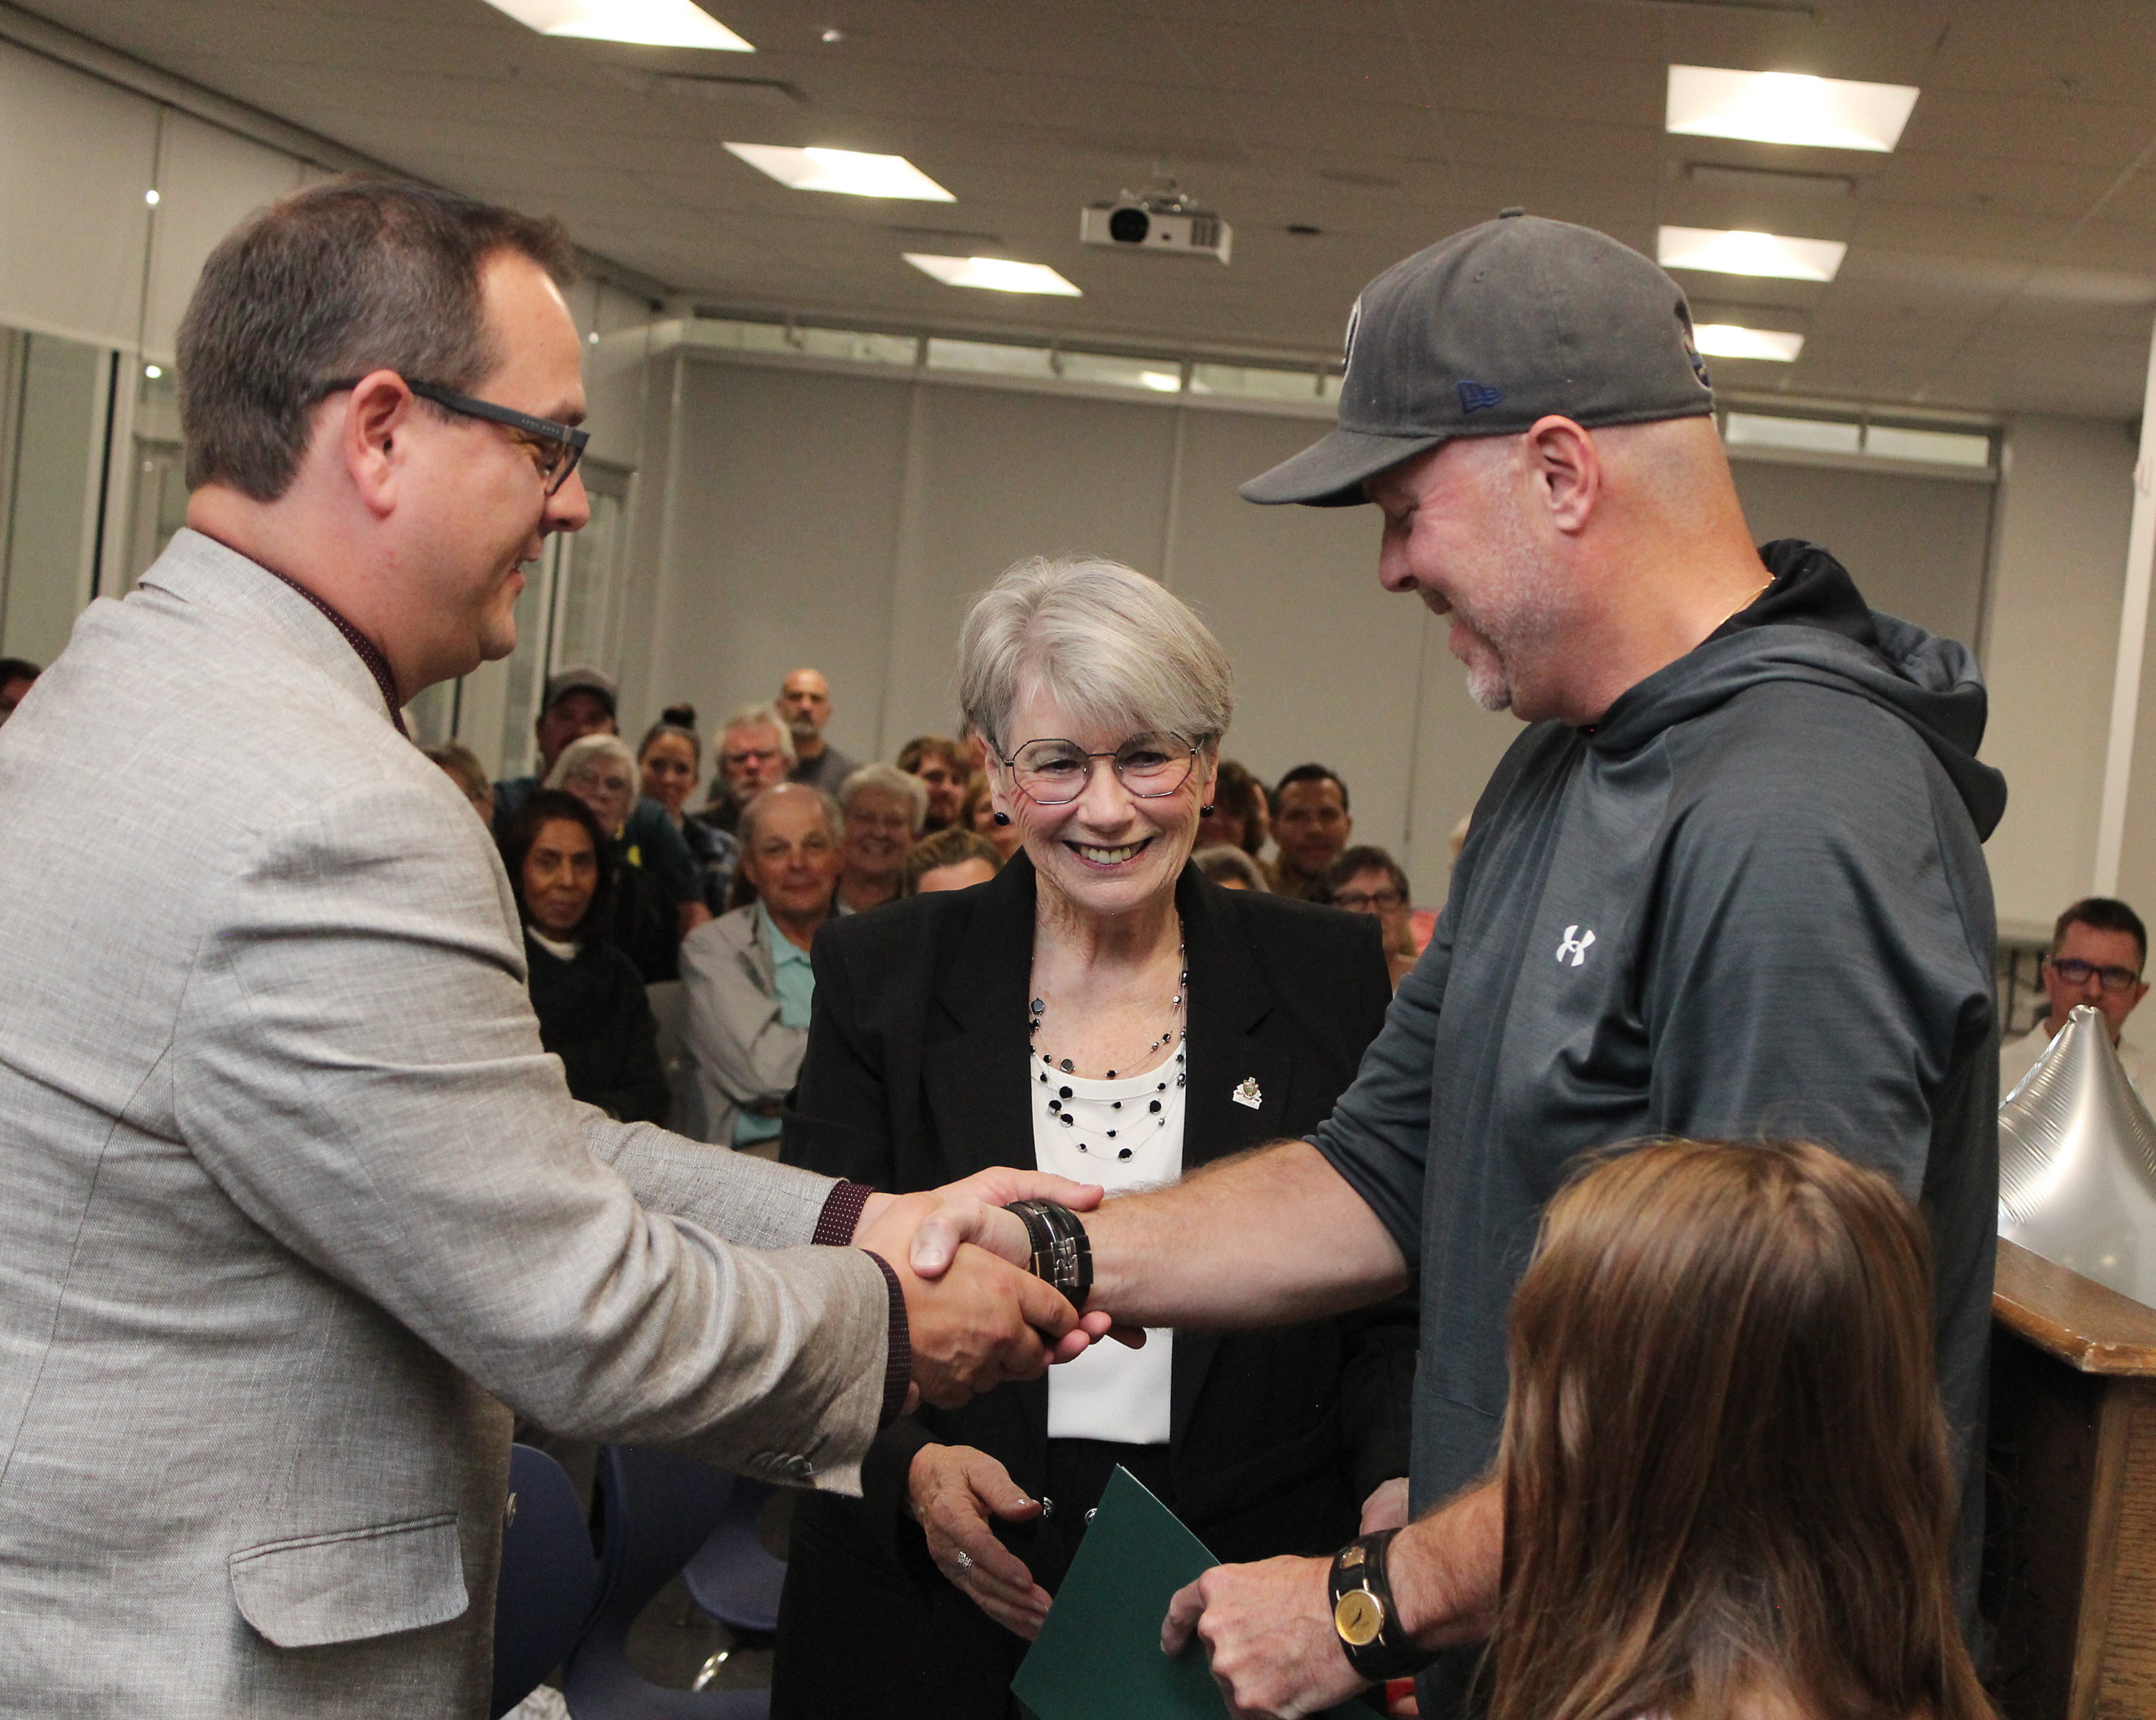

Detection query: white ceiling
xmin=19 ymin=0 xmax=2156 ymax=418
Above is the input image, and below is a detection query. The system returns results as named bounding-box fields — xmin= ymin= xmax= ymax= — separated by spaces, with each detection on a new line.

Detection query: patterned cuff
xmin=813 ymin=1178 xmax=874 ymax=1247
xmin=860 ymin=1251 xmax=913 ymax=1428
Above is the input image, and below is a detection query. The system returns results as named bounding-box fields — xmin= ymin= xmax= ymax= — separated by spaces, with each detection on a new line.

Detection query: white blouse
xmin=1031 ymin=1047 xmax=1187 ymax=1444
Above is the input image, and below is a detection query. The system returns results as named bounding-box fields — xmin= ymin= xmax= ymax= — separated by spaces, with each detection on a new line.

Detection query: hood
xmin=1588 ymin=540 xmax=2007 ymax=840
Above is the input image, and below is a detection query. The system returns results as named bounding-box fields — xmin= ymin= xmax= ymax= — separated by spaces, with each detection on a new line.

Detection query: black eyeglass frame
xmin=2045 ymin=955 xmax=2147 ymax=995
xmin=998 ymin=733 xmax=1199 ymax=806
xmin=315 ymin=375 xmax=589 ymax=495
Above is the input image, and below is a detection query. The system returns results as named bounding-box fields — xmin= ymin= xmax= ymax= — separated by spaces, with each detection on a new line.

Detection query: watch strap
xmin=1327 ymin=1530 xmax=1432 ymax=1683
xmin=1004 ymin=1198 xmax=1092 ymax=1311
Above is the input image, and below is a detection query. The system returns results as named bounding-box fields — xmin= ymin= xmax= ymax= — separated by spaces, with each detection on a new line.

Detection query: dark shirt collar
xmin=259 ymin=566 xmax=408 ymax=737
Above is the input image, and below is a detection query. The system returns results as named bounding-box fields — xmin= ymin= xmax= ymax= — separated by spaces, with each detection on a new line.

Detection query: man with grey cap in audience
xmin=979 ymin=211 xmax=2005 ymax=1716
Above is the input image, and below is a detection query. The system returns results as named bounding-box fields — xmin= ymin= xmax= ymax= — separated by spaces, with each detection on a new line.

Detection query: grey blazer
xmin=678 ymin=902 xmax=805 ymax=1148
xmin=0 ymin=531 xmax=891 ymax=1716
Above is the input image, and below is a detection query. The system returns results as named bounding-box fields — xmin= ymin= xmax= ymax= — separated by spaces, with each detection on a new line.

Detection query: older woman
xmin=639 ymin=704 xmax=740 ymax=914
xmin=773 ymin=557 xmax=1411 ymax=1720
xmin=834 ymin=763 xmax=927 ymax=914
xmin=550 ymin=733 xmax=680 ymax=983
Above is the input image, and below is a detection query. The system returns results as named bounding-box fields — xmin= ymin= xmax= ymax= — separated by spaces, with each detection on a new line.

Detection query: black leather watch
xmin=1327 ymin=1530 xmax=1432 ymax=1683
xmin=1004 ymin=1199 xmax=1092 ymax=1311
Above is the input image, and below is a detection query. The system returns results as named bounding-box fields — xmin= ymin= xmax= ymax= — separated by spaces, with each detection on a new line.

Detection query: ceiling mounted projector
xmin=1081 ymin=180 xmax=1232 ymax=263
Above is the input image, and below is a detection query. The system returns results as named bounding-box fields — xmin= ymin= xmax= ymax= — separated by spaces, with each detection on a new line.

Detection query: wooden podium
xmin=1986 ymin=1238 xmax=2156 ymax=1719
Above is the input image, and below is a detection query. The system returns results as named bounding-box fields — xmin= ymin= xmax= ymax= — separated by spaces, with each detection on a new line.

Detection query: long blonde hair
xmin=1488 ymin=1139 xmax=1994 ymax=1720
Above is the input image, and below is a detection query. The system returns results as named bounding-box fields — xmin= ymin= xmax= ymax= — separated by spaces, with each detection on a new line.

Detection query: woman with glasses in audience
xmin=549 ymin=732 xmax=680 ymax=983
xmin=495 ymin=789 xmax=668 ymax=1125
xmin=773 ymin=556 xmax=1413 ymax=1720
xmin=1485 ymin=1138 xmax=1993 ymax=1720
xmin=638 ymin=704 xmax=740 ymax=915
xmin=1315 ymin=845 xmax=1419 ymax=990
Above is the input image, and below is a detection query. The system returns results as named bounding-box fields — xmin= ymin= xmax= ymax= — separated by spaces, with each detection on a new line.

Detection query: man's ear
xmin=1521 ymin=415 xmax=1601 ymax=537
xmin=341 ymin=371 xmax=417 ymax=519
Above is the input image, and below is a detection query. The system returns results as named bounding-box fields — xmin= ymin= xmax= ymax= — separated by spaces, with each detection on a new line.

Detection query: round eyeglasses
xmin=1001 ymin=734 xmax=1197 ymax=806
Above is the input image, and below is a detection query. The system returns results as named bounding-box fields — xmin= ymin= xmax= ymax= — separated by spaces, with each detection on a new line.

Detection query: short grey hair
xmin=839 ymin=762 xmax=929 ymax=835
xmin=1193 ymin=845 xmax=1269 ymax=892
xmin=719 ymin=701 xmax=796 ymax=767
xmin=957 ymin=556 xmax=1234 ymax=758
xmin=738 ymin=781 xmax=839 ymax=851
xmin=545 ymin=732 xmax=637 ymax=790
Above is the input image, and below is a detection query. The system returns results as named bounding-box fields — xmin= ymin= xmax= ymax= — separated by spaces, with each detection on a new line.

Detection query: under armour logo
xmin=1457 ymin=380 xmax=1503 ymax=413
xmin=1555 ymin=925 xmax=1596 ymax=967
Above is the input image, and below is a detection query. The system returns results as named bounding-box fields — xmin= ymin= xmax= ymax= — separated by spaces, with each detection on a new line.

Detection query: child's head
xmin=1490 ymin=1139 xmax=1989 ymax=1720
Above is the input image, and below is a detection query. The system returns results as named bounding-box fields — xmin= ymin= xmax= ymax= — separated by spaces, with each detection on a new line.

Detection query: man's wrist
xmin=812 ymin=1178 xmax=876 ymax=1246
xmin=1327 ymin=1530 xmax=1434 ymax=1682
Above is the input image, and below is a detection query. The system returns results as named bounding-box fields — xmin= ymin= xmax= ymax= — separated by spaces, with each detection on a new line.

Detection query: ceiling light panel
xmin=481 ymin=0 xmax=752 ymax=51
xmin=727 ymin=144 xmax=954 ymax=201
xmin=1659 ymin=226 xmax=1846 ymax=281
xmin=1667 ymin=66 xmax=1919 ymax=152
xmin=904 ymin=254 xmax=1080 ymax=295
xmin=1692 ymin=323 xmax=1804 ymax=362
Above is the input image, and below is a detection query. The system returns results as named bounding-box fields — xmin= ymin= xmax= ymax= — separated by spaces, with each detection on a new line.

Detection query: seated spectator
xmin=779 ymin=668 xmax=860 ymax=793
xmin=550 ymin=733 xmax=681 ymax=984
xmin=1197 ymin=758 xmax=1269 ymax=865
xmin=963 ymin=766 xmax=1022 ymax=861
xmin=901 ymin=827 xmax=1003 ymax=896
xmin=679 ymin=783 xmax=842 ymax=1154
xmin=1193 ymin=844 xmax=1268 ymax=893
xmin=1486 ymin=1139 xmax=1988 ymax=1720
xmin=1315 ymin=845 xmax=1418 ymax=989
xmin=639 ymin=704 xmax=738 ymax=914
xmin=1271 ymin=763 xmax=1353 ymax=900
xmin=0 ymin=656 xmax=38 ymax=725
xmin=496 ymin=789 xmax=669 ymax=1125
xmin=422 ymin=740 xmax=494 ymax=825
xmin=897 ymin=733 xmax=969 ymax=832
xmin=698 ymin=702 xmax=795 ymax=837
xmin=836 ymin=763 xmax=926 ymax=914
xmin=2002 ymin=896 xmax=2151 ymax=1093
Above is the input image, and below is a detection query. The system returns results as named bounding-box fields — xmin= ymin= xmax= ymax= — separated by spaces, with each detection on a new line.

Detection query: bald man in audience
xmin=780 ymin=667 xmax=859 ymax=794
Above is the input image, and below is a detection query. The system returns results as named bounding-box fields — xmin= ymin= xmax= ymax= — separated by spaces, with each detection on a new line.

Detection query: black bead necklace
xmin=1031 ymin=924 xmax=1188 ymax=1159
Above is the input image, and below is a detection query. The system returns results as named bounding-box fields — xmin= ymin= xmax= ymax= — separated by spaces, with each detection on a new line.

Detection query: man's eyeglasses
xmin=316 ymin=376 xmax=589 ymax=496
xmin=2048 ymin=956 xmax=2145 ymax=993
xmin=1333 ymin=888 xmax=1404 ymax=913
xmin=1002 ymin=734 xmax=1196 ymax=806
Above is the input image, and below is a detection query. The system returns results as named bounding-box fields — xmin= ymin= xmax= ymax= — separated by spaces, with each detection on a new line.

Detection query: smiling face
xmin=560 ymin=753 xmax=635 ymax=837
xmin=742 ymin=787 xmax=843 ymax=924
xmin=842 ymin=786 xmax=916 ymax=882
xmin=639 ymin=730 xmax=699 ymax=818
xmin=994 ymin=684 xmax=1210 ymax=924
xmin=522 ymin=817 xmax=599 ymax=938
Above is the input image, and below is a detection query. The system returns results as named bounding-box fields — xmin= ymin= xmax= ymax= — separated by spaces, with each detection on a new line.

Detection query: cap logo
xmin=1457 ymin=380 xmax=1503 ymax=414
xmin=1342 ymin=296 xmax=1363 ymax=372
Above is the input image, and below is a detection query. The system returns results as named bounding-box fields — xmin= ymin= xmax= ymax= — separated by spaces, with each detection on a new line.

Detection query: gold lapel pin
xmin=1233 ymin=1077 xmax=1262 ymax=1109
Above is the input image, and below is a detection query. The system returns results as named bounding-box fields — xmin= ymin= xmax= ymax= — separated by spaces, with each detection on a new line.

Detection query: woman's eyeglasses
xmin=1001 ymin=734 xmax=1195 ymax=805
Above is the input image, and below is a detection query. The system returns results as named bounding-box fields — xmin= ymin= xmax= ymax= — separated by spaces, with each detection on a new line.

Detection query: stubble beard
xmin=1449 ymin=488 xmax=1564 ymax=715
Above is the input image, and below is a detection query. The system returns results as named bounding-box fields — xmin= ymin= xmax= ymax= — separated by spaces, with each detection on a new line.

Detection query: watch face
xmin=1334 ymin=1588 xmax=1386 ymax=1647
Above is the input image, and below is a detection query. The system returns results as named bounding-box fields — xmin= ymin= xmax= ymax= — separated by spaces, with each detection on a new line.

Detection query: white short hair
xmin=738 ymin=781 xmax=839 ymax=851
xmin=546 ymin=732 xmax=637 ymax=790
xmin=719 ymin=702 xmax=796 ymax=767
xmin=957 ymin=556 xmax=1234 ymax=758
xmin=839 ymin=762 xmax=929 ymax=835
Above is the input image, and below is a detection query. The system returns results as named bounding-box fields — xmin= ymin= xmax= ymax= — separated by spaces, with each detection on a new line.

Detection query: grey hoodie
xmin=1312 ymin=541 xmax=2002 ymax=1685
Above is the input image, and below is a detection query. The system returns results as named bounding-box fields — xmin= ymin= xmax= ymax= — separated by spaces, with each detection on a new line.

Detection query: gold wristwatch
xmin=1327 ymin=1530 xmax=1429 ymax=1682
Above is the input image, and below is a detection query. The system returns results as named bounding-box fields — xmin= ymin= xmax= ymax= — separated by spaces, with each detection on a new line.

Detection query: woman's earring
xmin=993 ymin=811 xmax=1012 ymax=826
xmin=1199 ymin=804 xmax=1215 ymax=816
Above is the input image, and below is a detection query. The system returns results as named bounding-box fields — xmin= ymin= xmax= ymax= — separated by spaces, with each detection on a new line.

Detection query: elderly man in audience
xmin=898 ymin=732 xmax=971 ymax=832
xmin=1315 ymin=845 xmax=1419 ymax=989
xmin=902 ymin=826 xmax=1005 ymax=896
xmin=550 ymin=732 xmax=683 ymax=984
xmin=640 ymin=703 xmax=739 ymax=913
xmin=681 ymin=782 xmax=844 ymax=1154
xmin=836 ymin=762 xmax=926 ymax=914
xmin=423 ymin=740 xmax=495 ymax=825
xmin=780 ymin=667 xmax=860 ymax=794
xmin=0 ymin=656 xmax=37 ymax=725
xmin=699 ymin=701 xmax=796 ymax=837
xmin=1271 ymin=763 xmax=1354 ymax=901
xmin=2001 ymin=896 xmax=2150 ymax=1093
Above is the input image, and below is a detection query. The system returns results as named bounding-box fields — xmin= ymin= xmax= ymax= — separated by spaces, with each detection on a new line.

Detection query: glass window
xmin=1 ymin=330 xmax=111 ymax=663
xmin=1189 ymin=363 xmax=1339 ymax=403
xmin=1723 ymin=412 xmax=1861 ymax=455
xmin=925 ymin=338 xmax=1058 ymax=379
xmin=1864 ymin=423 xmax=1992 ymax=467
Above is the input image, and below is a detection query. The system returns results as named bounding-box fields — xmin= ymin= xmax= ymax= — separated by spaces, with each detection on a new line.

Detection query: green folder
xmin=1011 ymin=1465 xmax=1371 ymax=1720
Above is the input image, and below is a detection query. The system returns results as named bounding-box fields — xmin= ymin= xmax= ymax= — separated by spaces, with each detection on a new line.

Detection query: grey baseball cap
xmin=543 ymin=665 xmax=617 ymax=714
xmin=1241 ymin=211 xmax=1715 ymax=507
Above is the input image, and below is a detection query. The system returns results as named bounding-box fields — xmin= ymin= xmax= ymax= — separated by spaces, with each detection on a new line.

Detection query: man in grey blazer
xmin=0 ymin=180 xmax=1097 ymax=1716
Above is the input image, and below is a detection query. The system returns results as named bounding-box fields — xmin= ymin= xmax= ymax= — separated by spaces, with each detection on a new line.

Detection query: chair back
xmin=492 ymin=1443 xmax=602 ymax=1719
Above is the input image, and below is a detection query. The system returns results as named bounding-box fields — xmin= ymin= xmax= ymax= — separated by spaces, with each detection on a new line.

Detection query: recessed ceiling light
xmin=728 ymin=144 xmax=954 ymax=201
xmin=1693 ymin=323 xmax=1804 ymax=362
xmin=481 ymin=0 xmax=752 ymax=50
xmin=1659 ymin=225 xmax=1846 ymax=281
xmin=1667 ymin=66 xmax=1918 ymax=152
xmin=903 ymin=254 xmax=1080 ymax=295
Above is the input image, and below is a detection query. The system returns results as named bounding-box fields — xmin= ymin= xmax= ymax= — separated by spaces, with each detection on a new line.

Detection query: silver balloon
xmin=1999 ymin=1003 xmax=2156 ymax=1305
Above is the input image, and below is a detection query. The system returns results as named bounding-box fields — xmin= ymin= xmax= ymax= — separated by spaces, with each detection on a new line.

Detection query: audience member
xmin=422 ymin=740 xmax=494 ymax=824
xmin=1486 ymin=1140 xmax=1991 ymax=1720
xmin=1271 ymin=763 xmax=1353 ymax=900
xmin=964 ymin=766 xmax=1023 ymax=860
xmin=779 ymin=667 xmax=859 ymax=794
xmin=0 ymin=656 xmax=37 ymax=725
xmin=1316 ymin=845 xmax=1418 ymax=989
xmin=498 ymin=788 xmax=669 ymax=1124
xmin=680 ymin=783 xmax=842 ymax=1154
xmin=1197 ymin=758 xmax=1268 ymax=864
xmin=639 ymin=704 xmax=738 ymax=913
xmin=898 ymin=732 xmax=969 ymax=832
xmin=550 ymin=733 xmax=681 ymax=983
xmin=1194 ymin=844 xmax=1268 ymax=893
xmin=699 ymin=701 xmax=795 ymax=835
xmin=902 ymin=827 xmax=1004 ymax=896
xmin=836 ymin=762 xmax=926 ymax=914
xmin=494 ymin=665 xmax=708 ymax=936
xmin=2002 ymin=896 xmax=2150 ymax=1093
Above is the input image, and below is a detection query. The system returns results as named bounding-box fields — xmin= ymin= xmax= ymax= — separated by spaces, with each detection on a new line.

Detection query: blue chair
xmin=492 ymin=1443 xmax=603 ymax=1719
xmin=563 ymin=1446 xmax=769 ymax=1719
xmin=681 ymin=1478 xmax=786 ymax=1639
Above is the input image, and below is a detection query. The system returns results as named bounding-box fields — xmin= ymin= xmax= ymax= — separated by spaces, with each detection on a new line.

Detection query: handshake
xmin=852 ymin=1169 xmax=1133 ymax=1412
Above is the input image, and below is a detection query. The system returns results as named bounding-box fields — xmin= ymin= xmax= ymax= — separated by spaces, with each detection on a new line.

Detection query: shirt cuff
xmin=812 ymin=1177 xmax=874 ymax=1246
xmin=860 ymin=1251 xmax=913 ymax=1428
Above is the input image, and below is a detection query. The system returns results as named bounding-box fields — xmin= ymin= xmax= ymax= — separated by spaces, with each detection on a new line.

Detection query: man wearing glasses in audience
xmin=2001 ymin=897 xmax=2150 ymax=1093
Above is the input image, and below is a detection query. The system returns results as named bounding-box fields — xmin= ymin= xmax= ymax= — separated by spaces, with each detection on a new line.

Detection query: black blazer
xmin=779 ymin=853 xmax=1411 ymax=1577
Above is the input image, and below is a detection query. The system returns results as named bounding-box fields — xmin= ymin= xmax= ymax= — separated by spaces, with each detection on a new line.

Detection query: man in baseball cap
xmin=1038 ymin=213 xmax=2005 ymax=1716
